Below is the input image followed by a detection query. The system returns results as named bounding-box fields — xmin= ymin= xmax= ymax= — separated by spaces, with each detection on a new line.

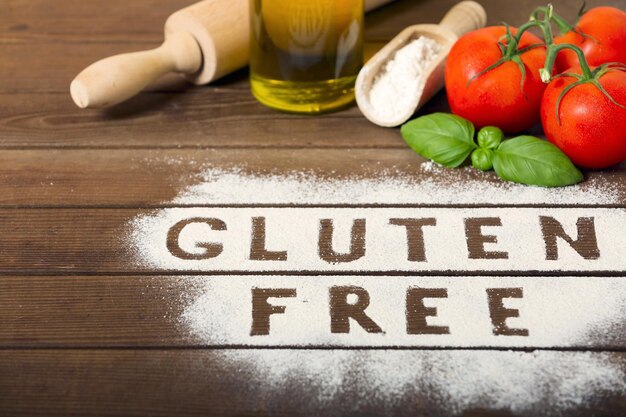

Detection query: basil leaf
xmin=471 ymin=148 xmax=494 ymax=171
xmin=493 ymin=136 xmax=584 ymax=187
xmin=401 ymin=113 xmax=476 ymax=168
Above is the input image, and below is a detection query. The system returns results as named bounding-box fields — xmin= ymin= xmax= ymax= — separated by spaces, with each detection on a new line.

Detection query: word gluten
xmin=167 ymin=215 xmax=599 ymax=262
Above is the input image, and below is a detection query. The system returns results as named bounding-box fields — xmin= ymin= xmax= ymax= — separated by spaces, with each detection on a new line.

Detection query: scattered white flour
xmin=179 ymin=276 xmax=626 ymax=348
xmin=128 ymin=207 xmax=626 ymax=272
xmin=368 ymin=37 xmax=442 ymax=121
xmin=169 ymin=164 xmax=623 ymax=205
xmin=126 ymin=163 xmax=626 ymax=414
xmin=211 ymin=350 xmax=624 ymax=417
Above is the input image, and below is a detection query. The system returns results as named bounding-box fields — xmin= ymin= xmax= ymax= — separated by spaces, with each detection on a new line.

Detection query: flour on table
xmin=367 ymin=37 xmax=442 ymax=121
xmin=169 ymin=164 xmax=622 ymax=205
xmin=211 ymin=350 xmax=624 ymax=417
xmin=179 ymin=276 xmax=626 ymax=348
xmin=126 ymin=162 xmax=626 ymax=415
xmin=129 ymin=207 xmax=626 ymax=272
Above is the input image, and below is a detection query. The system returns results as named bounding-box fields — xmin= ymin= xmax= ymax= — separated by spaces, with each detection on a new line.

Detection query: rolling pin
xmin=71 ymin=0 xmax=397 ymax=109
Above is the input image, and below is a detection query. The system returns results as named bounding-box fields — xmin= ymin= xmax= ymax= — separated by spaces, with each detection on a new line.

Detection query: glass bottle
xmin=250 ymin=0 xmax=365 ymax=114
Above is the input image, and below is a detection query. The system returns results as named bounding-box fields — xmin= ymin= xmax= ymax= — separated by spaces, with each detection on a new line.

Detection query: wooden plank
xmin=0 ymin=41 xmax=397 ymax=94
xmin=0 ymin=41 xmax=396 ymax=94
xmin=0 ymin=148 xmax=416 ymax=206
xmin=0 ymin=207 xmax=625 ymax=274
xmin=0 ymin=275 xmax=624 ymax=349
xmin=0 ymin=93 xmax=423 ymax=148
xmin=0 ymin=276 xmax=187 ymax=347
xmin=0 ymin=349 xmax=623 ymax=417
xmin=4 ymin=0 xmax=622 ymax=94
xmin=0 ymin=148 xmax=419 ymax=206
xmin=2 ymin=0 xmax=622 ymax=148
xmin=4 ymin=0 xmax=621 ymax=44
xmin=2 ymin=1 xmax=625 ymax=415
xmin=0 ymin=149 xmax=623 ymax=207
xmin=364 ymin=0 xmax=626 ymax=41
xmin=0 ymin=43 xmax=199 ymax=94
xmin=3 ymin=0 xmax=406 ymax=93
xmin=0 ymin=209 xmax=133 ymax=273
xmin=1 ymin=0 xmax=188 ymax=44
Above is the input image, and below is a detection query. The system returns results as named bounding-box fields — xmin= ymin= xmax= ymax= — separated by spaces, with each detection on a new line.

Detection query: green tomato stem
xmin=531 ymin=5 xmax=574 ymax=36
xmin=508 ymin=5 xmax=556 ymax=60
xmin=503 ymin=20 xmax=538 ymax=59
xmin=527 ymin=5 xmax=555 ymax=45
xmin=501 ymin=24 xmax=520 ymax=59
xmin=542 ymin=43 xmax=594 ymax=83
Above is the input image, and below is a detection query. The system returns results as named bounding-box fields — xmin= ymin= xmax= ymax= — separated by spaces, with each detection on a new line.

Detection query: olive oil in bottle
xmin=250 ymin=0 xmax=364 ymax=114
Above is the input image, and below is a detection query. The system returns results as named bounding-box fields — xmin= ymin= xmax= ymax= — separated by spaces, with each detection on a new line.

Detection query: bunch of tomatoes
xmin=445 ymin=5 xmax=626 ymax=169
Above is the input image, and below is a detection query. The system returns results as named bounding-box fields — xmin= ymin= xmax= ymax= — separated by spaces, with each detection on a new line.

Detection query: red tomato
xmin=541 ymin=67 xmax=626 ymax=169
xmin=445 ymin=27 xmax=548 ymax=134
xmin=555 ymin=7 xmax=626 ymax=72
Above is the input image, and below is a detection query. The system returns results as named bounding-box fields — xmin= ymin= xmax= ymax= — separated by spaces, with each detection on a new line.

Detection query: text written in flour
xmin=250 ymin=286 xmax=528 ymax=338
xmin=165 ymin=211 xmax=602 ymax=270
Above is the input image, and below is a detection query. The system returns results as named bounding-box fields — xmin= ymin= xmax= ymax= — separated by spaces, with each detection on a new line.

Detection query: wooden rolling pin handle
xmin=70 ymin=32 xmax=202 ymax=109
xmin=439 ymin=1 xmax=488 ymax=39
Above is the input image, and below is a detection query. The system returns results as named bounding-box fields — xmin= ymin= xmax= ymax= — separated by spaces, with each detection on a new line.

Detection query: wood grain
xmin=0 ymin=149 xmax=427 ymax=207
xmin=0 ymin=207 xmax=623 ymax=275
xmin=1 ymin=275 xmax=624 ymax=348
xmin=2 ymin=0 xmax=621 ymax=149
xmin=3 ymin=0 xmax=622 ymax=45
xmin=3 ymin=0 xmax=623 ymax=93
xmin=0 ymin=349 xmax=624 ymax=417
xmin=1 ymin=0 xmax=188 ymax=43
xmin=2 ymin=0 xmax=626 ymax=415
xmin=0 ymin=149 xmax=623 ymax=207
xmin=0 ymin=92 xmax=415 ymax=148
xmin=0 ymin=276 xmax=188 ymax=347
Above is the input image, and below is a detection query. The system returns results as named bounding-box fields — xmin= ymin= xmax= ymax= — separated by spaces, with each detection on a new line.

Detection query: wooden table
xmin=1 ymin=0 xmax=625 ymax=416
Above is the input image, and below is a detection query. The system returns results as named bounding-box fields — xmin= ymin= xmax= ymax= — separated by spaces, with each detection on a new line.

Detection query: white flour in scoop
xmin=368 ymin=37 xmax=442 ymax=121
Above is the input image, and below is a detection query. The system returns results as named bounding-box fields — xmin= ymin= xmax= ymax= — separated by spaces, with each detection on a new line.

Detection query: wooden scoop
xmin=356 ymin=1 xmax=487 ymax=127
xmin=71 ymin=0 xmax=397 ymax=109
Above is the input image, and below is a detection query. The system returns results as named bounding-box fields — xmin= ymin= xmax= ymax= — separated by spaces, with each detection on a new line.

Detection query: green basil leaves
xmin=400 ymin=113 xmax=476 ymax=168
xmin=493 ymin=136 xmax=583 ymax=187
xmin=401 ymin=113 xmax=583 ymax=188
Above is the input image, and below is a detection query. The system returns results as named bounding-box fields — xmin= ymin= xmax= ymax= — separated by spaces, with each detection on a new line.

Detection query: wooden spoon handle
xmin=439 ymin=1 xmax=487 ymax=39
xmin=70 ymin=32 xmax=202 ymax=109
